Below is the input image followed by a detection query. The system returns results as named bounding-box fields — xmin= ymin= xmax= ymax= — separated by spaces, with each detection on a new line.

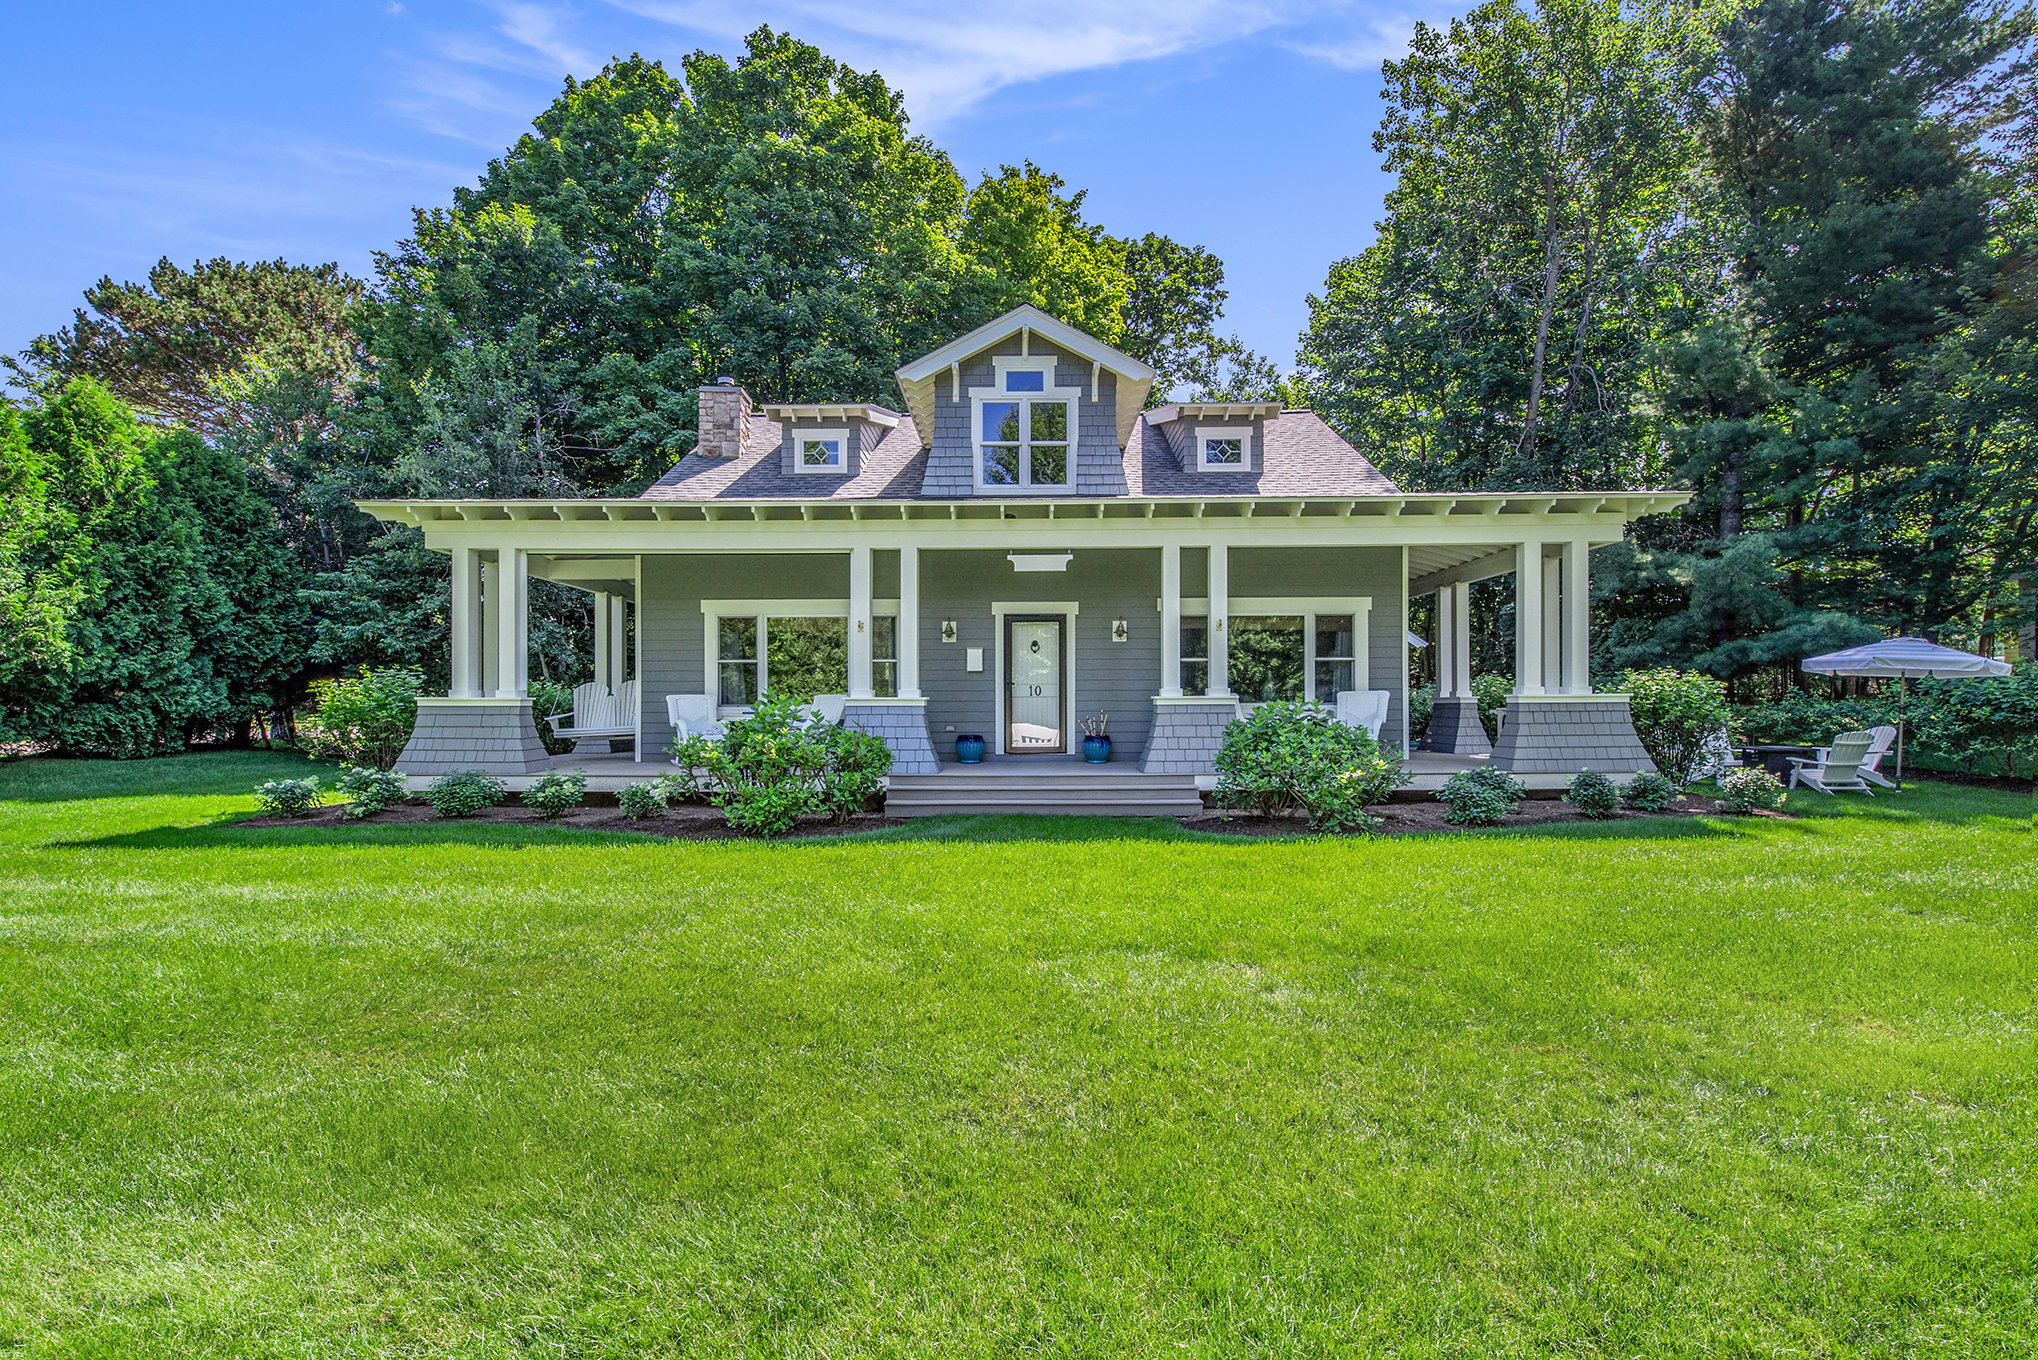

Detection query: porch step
xmin=883 ymin=771 xmax=1205 ymax=818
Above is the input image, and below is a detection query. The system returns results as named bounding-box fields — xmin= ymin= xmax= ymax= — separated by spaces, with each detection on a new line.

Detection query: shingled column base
xmin=1140 ymin=697 xmax=1241 ymax=775
xmin=1491 ymin=694 xmax=1657 ymax=775
xmin=396 ymin=698 xmax=552 ymax=777
xmin=1424 ymin=695 xmax=1492 ymax=755
xmin=843 ymin=699 xmax=940 ymax=774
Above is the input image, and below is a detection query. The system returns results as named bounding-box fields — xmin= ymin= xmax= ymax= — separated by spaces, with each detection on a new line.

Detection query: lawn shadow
xmin=51 ymin=812 xmax=663 ymax=852
xmin=0 ymin=751 xmax=336 ymax=804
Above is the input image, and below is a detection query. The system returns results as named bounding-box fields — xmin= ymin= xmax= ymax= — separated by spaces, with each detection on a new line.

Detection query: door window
xmin=1006 ymin=617 xmax=1064 ymax=752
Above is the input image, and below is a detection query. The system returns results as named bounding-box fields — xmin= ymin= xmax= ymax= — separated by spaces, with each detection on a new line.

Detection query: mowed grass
xmin=0 ymin=753 xmax=2034 ymax=1358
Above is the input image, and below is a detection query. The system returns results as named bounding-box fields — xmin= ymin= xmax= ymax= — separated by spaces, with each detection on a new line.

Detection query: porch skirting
xmin=1140 ymin=697 xmax=1241 ymax=775
xmin=1491 ymin=694 xmax=1655 ymax=774
xmin=396 ymin=698 xmax=551 ymax=776
xmin=1425 ymin=695 xmax=1492 ymax=755
xmin=842 ymin=699 xmax=940 ymax=775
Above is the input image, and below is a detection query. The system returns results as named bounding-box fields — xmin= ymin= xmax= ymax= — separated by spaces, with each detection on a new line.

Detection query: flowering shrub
xmin=523 ymin=768 xmax=586 ymax=819
xmin=1623 ymin=771 xmax=1681 ymax=813
xmin=1564 ymin=769 xmax=1622 ymax=819
xmin=1435 ymin=766 xmax=1527 ymax=826
xmin=300 ymin=667 xmax=421 ymax=770
xmin=426 ymin=769 xmax=505 ymax=818
xmin=255 ymin=777 xmax=322 ymax=817
xmin=335 ymin=765 xmax=407 ymax=820
xmin=1716 ymin=766 xmax=1785 ymax=814
xmin=672 ymin=692 xmax=894 ymax=836
xmin=616 ymin=781 xmax=667 ymax=820
xmin=1214 ymin=701 xmax=1408 ymax=832
xmin=1620 ymin=669 xmax=1732 ymax=784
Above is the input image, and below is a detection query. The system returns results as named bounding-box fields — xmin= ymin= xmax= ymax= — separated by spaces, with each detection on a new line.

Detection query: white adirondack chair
xmin=1857 ymin=725 xmax=1899 ymax=789
xmin=665 ymin=692 xmax=725 ymax=745
xmin=1333 ymin=689 xmax=1391 ymax=741
xmin=545 ymin=679 xmax=638 ymax=752
xmin=1787 ymin=729 xmax=1876 ymax=795
xmin=805 ymin=694 xmax=848 ymax=726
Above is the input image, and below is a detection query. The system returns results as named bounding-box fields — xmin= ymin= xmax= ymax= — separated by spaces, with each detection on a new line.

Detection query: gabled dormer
xmin=761 ymin=403 xmax=902 ymax=481
xmin=1146 ymin=402 xmax=1284 ymax=476
xmin=893 ymin=304 xmax=1156 ymax=497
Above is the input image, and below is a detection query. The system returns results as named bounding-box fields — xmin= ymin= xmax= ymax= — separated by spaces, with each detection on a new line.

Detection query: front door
xmin=1005 ymin=615 xmax=1066 ymax=754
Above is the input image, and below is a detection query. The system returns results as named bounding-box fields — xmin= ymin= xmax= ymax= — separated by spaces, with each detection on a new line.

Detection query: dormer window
xmin=794 ymin=428 xmax=847 ymax=474
xmin=1197 ymin=425 xmax=1253 ymax=472
xmin=972 ymin=357 xmax=1076 ymax=492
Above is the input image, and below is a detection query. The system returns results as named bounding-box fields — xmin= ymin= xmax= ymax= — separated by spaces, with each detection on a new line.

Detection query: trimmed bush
xmin=1623 ymin=771 xmax=1681 ymax=813
xmin=1435 ymin=765 xmax=1527 ymax=826
xmin=653 ymin=771 xmax=699 ymax=805
xmin=254 ymin=777 xmax=322 ymax=817
xmin=300 ymin=667 xmax=421 ymax=771
xmin=335 ymin=765 xmax=407 ymax=820
xmin=426 ymin=769 xmax=505 ymax=818
xmin=1409 ymin=683 xmax=1435 ymax=742
xmin=616 ymin=781 xmax=667 ymax=820
xmin=1471 ymin=673 xmax=1511 ymax=742
xmin=1214 ymin=701 xmax=1409 ymax=832
xmin=530 ymin=679 xmax=579 ymax=756
xmin=1716 ymin=766 xmax=1785 ymax=814
xmin=813 ymin=722 xmax=893 ymax=823
xmin=673 ymin=692 xmax=895 ymax=836
xmin=1564 ymin=769 xmax=1622 ymax=819
xmin=1620 ymin=669 xmax=1731 ymax=784
xmin=523 ymin=768 xmax=586 ymax=819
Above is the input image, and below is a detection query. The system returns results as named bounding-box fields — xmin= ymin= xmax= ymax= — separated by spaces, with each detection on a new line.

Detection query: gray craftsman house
xmin=362 ymin=305 xmax=1684 ymax=814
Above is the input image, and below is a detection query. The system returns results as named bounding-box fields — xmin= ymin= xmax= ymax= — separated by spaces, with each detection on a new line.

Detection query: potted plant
xmin=1080 ymin=713 xmax=1111 ymax=764
xmin=956 ymin=733 xmax=987 ymax=764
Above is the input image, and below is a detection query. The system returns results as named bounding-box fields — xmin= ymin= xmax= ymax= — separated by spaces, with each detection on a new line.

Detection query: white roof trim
xmin=762 ymin=404 xmax=902 ymax=428
xmin=895 ymin=303 xmax=1155 ymax=385
xmin=1149 ymin=402 xmax=1283 ymax=423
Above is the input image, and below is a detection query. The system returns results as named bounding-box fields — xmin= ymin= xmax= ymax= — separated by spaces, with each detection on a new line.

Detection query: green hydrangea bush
xmin=1623 ymin=771 xmax=1681 ymax=813
xmin=1716 ymin=766 xmax=1786 ymax=814
xmin=1564 ymin=769 xmax=1623 ymax=819
xmin=1435 ymin=766 xmax=1527 ymax=826
xmin=671 ymin=692 xmax=895 ymax=836
xmin=1621 ymin=669 xmax=1732 ymax=784
xmin=300 ymin=667 xmax=422 ymax=770
xmin=426 ymin=770 xmax=506 ymax=818
xmin=1213 ymin=701 xmax=1408 ymax=832
xmin=616 ymin=781 xmax=668 ymax=820
xmin=523 ymin=769 xmax=586 ymax=819
xmin=335 ymin=765 xmax=407 ymax=820
xmin=254 ymin=777 xmax=322 ymax=817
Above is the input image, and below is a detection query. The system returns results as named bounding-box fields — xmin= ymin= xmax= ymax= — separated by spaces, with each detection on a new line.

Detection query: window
xmin=717 ymin=616 xmax=760 ymax=705
xmin=1314 ymin=615 xmax=1356 ymax=699
xmin=793 ymin=427 xmax=847 ymax=474
xmin=1181 ymin=615 xmax=1208 ymax=696
xmin=872 ymin=615 xmax=898 ymax=698
xmin=1230 ymin=610 xmax=1363 ymax=705
xmin=709 ymin=607 xmax=900 ymax=711
xmin=1196 ymin=425 xmax=1253 ymax=472
xmin=973 ymin=359 xmax=1075 ymax=491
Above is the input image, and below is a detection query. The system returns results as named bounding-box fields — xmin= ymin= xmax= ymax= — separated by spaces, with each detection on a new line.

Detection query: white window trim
xmin=791 ymin=427 xmax=849 ymax=474
xmin=990 ymin=600 xmax=1080 ymax=756
xmin=1157 ymin=595 xmax=1371 ymax=703
xmin=1195 ymin=424 xmax=1254 ymax=472
xmin=971 ymin=357 xmax=1081 ymax=494
xmin=702 ymin=597 xmax=900 ymax=715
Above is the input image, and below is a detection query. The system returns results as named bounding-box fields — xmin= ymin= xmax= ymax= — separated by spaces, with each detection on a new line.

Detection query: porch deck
xmin=478 ymin=747 xmax=1600 ymax=805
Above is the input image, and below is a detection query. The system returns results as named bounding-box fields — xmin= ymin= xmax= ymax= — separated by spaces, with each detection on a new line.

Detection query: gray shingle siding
xmin=1228 ymin=546 xmax=1408 ymax=751
xmin=395 ymin=702 xmax=550 ymax=776
xmin=1491 ymin=698 xmax=1656 ymax=774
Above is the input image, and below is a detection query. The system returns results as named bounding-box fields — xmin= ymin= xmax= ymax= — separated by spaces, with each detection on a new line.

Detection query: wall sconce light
xmin=940 ymin=620 xmax=958 ymax=643
xmin=1111 ymin=619 xmax=1129 ymax=643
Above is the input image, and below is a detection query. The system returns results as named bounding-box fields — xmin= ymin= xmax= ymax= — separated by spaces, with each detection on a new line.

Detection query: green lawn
xmin=1 ymin=753 xmax=2033 ymax=1357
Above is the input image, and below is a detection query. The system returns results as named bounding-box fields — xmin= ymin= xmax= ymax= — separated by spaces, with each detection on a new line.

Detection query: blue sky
xmin=1 ymin=1 xmax=1445 ymax=383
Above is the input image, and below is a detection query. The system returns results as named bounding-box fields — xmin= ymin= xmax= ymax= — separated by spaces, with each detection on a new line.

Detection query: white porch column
xmin=1207 ymin=542 xmax=1232 ymax=698
xmin=493 ymin=547 xmax=528 ymax=699
xmin=1541 ymin=553 xmax=1563 ymax=692
xmin=450 ymin=547 xmax=484 ymax=698
xmin=1514 ymin=539 xmax=1545 ymax=696
xmin=481 ymin=560 xmax=500 ymax=695
xmin=1451 ymin=581 xmax=1473 ymax=695
xmin=1563 ymin=539 xmax=1592 ymax=694
xmin=610 ymin=595 xmax=629 ymax=682
xmin=1160 ymin=543 xmax=1183 ymax=697
xmin=847 ymin=544 xmax=874 ymax=699
xmin=1435 ymin=585 xmax=1456 ymax=697
xmin=898 ymin=545 xmax=922 ymax=699
xmin=592 ymin=590 xmax=613 ymax=689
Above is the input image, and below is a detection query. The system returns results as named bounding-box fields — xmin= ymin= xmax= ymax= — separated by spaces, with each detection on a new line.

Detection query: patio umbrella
xmin=1800 ymin=637 xmax=2011 ymax=787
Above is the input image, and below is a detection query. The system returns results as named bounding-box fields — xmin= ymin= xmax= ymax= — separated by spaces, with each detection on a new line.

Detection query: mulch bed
xmin=1179 ymin=794 xmax=1731 ymax=837
xmin=241 ymin=800 xmax=905 ymax=840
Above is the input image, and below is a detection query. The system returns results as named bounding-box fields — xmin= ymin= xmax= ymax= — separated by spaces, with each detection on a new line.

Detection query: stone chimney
xmin=696 ymin=377 xmax=759 ymax=459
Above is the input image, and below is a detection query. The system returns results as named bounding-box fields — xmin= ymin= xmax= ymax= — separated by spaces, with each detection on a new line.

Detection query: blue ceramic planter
xmin=956 ymin=734 xmax=987 ymax=764
xmin=1082 ymin=736 xmax=1112 ymax=764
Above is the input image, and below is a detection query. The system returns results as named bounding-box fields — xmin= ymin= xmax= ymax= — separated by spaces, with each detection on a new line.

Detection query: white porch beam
xmin=1208 ymin=542 xmax=1232 ymax=698
xmin=1514 ymin=540 xmax=1545 ymax=696
xmin=481 ymin=559 xmax=500 ymax=695
xmin=898 ymin=545 xmax=922 ymax=699
xmin=1451 ymin=580 xmax=1473 ymax=696
xmin=450 ymin=547 xmax=484 ymax=698
xmin=610 ymin=595 xmax=628 ymax=682
xmin=1563 ymin=539 xmax=1591 ymax=694
xmin=1435 ymin=584 xmax=1456 ymax=698
xmin=1160 ymin=542 xmax=1183 ymax=697
xmin=493 ymin=547 xmax=529 ymax=699
xmin=592 ymin=590 xmax=612 ymax=689
xmin=1541 ymin=553 xmax=1562 ymax=692
xmin=848 ymin=544 xmax=874 ymax=699
xmin=1408 ymin=547 xmax=1523 ymax=596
